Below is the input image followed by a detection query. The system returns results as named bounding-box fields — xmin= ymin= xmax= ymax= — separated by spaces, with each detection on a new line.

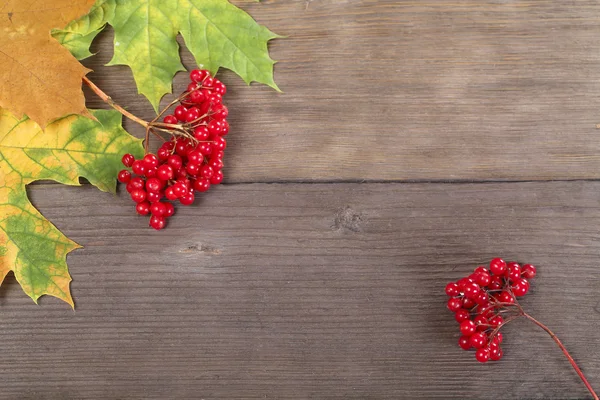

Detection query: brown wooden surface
xmin=3 ymin=1 xmax=600 ymax=399
xmin=0 ymin=182 xmax=599 ymax=399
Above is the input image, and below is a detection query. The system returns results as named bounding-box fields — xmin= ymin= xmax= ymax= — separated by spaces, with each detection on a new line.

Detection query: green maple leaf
xmin=52 ymin=0 xmax=281 ymax=112
xmin=0 ymin=109 xmax=143 ymax=306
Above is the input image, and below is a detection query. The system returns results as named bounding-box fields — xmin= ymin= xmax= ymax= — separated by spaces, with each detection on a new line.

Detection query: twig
xmin=83 ymin=76 xmax=149 ymax=129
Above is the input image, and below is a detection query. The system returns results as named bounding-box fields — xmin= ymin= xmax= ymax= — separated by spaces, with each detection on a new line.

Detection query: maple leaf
xmin=0 ymin=0 xmax=96 ymax=128
xmin=52 ymin=0 xmax=281 ymax=112
xmin=0 ymin=108 xmax=143 ymax=306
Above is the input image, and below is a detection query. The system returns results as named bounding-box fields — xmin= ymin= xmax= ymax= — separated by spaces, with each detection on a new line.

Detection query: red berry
xmin=460 ymin=320 xmax=476 ymax=336
xmin=488 ymin=275 xmax=504 ymax=291
xmin=489 ymin=346 xmax=503 ymax=361
xmin=164 ymin=202 xmax=175 ymax=217
xmin=469 ymin=332 xmax=488 ymax=349
xmin=121 ymin=153 xmax=135 ymax=167
xmin=463 ymin=282 xmax=481 ymax=299
xmin=174 ymin=105 xmax=188 ymax=121
xmin=156 ymin=164 xmax=174 ymax=181
xmin=210 ymin=170 xmax=224 ymax=184
xmin=130 ymin=189 xmax=147 ymax=203
xmin=157 ymin=147 xmax=171 ymax=161
xmin=167 ymin=154 xmax=183 ymax=171
xmin=489 ymin=258 xmax=507 ymax=276
xmin=136 ymin=201 xmax=150 ymax=216
xmin=200 ymin=165 xmax=214 ymax=179
xmin=131 ymin=160 xmax=146 ymax=175
xmin=207 ymin=92 xmax=222 ymax=105
xmin=203 ymin=76 xmax=215 ymax=88
xmin=147 ymin=191 xmax=162 ymax=203
xmin=187 ymin=150 xmax=204 ymax=164
xmin=512 ymin=278 xmax=529 ymax=297
xmin=497 ymin=291 xmax=514 ymax=304
xmin=190 ymin=69 xmax=209 ymax=82
xmin=221 ymin=120 xmax=230 ymax=136
xmin=473 ymin=272 xmax=491 ymax=287
xmin=150 ymin=202 xmax=167 ymax=217
xmin=189 ymin=89 xmax=205 ymax=103
xmin=149 ymin=215 xmax=166 ymax=230
xmin=163 ymin=115 xmax=178 ymax=124
xmin=180 ymin=191 xmax=195 ymax=205
xmin=474 ymin=291 xmax=489 ymax=306
xmin=507 ymin=262 xmax=521 ymax=282
xmin=193 ymin=178 xmax=210 ymax=192
xmin=459 ymin=336 xmax=471 ymax=350
xmin=118 ymin=170 xmax=131 ymax=183
xmin=522 ymin=264 xmax=537 ymax=279
xmin=175 ymin=140 xmax=191 ymax=156
xmin=447 ymin=298 xmax=462 ymax=312
xmin=474 ymin=315 xmax=489 ymax=331
xmin=129 ymin=177 xmax=145 ymax=191
xmin=213 ymin=81 xmax=226 ymax=95
xmin=462 ymin=297 xmax=476 ymax=309
xmin=198 ymin=142 xmax=213 ymax=156
xmin=194 ymin=126 xmax=210 ymax=141
xmin=143 ymin=154 xmax=159 ymax=169
xmin=146 ymin=177 xmax=165 ymax=193
xmin=213 ymin=136 xmax=226 ymax=151
xmin=455 ymin=309 xmax=470 ymax=323
xmin=208 ymin=120 xmax=223 ymax=136
xmin=475 ymin=348 xmax=490 ymax=363
xmin=165 ymin=186 xmax=179 ymax=200
xmin=186 ymin=162 xmax=201 ymax=176
xmin=208 ymin=157 xmax=224 ymax=171
xmin=212 ymin=105 xmax=228 ymax=120
xmin=185 ymin=107 xmax=201 ymax=123
xmin=489 ymin=315 xmax=504 ymax=328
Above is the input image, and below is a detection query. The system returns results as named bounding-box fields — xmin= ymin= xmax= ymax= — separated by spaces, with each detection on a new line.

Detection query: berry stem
xmin=83 ymin=76 xmax=149 ymax=129
xmin=522 ymin=313 xmax=599 ymax=400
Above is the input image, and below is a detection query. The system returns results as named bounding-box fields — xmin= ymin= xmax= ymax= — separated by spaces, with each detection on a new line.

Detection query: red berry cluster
xmin=117 ymin=69 xmax=228 ymax=230
xmin=445 ymin=258 xmax=537 ymax=363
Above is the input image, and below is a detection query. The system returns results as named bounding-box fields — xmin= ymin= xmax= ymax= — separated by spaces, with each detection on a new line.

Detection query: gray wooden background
xmin=2 ymin=1 xmax=600 ymax=398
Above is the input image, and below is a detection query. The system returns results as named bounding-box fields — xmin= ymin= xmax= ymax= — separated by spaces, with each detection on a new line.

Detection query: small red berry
xmin=475 ymin=348 xmax=490 ymax=363
xmin=149 ymin=215 xmax=166 ymax=230
xmin=118 ymin=170 xmax=131 ymax=183
xmin=469 ymin=332 xmax=488 ymax=349
xmin=156 ymin=164 xmax=174 ymax=181
xmin=522 ymin=264 xmax=537 ymax=279
xmin=163 ymin=115 xmax=178 ymax=124
xmin=455 ymin=309 xmax=470 ymax=323
xmin=167 ymin=154 xmax=183 ymax=171
xmin=460 ymin=320 xmax=476 ymax=336
xmin=174 ymin=105 xmax=188 ymax=121
xmin=193 ymin=178 xmax=210 ymax=192
xmin=497 ymin=291 xmax=515 ymax=304
xmin=489 ymin=258 xmax=507 ymax=276
xmin=121 ymin=153 xmax=135 ymax=167
xmin=180 ymin=191 xmax=195 ymax=206
xmin=131 ymin=160 xmax=146 ymax=175
xmin=130 ymin=189 xmax=147 ymax=203
xmin=136 ymin=201 xmax=150 ymax=216
xmin=447 ymin=298 xmax=462 ymax=312
xmin=150 ymin=202 xmax=167 ymax=217
xmin=164 ymin=202 xmax=175 ymax=217
xmin=489 ymin=346 xmax=503 ymax=361
xmin=194 ymin=126 xmax=210 ymax=141
xmin=459 ymin=336 xmax=471 ymax=350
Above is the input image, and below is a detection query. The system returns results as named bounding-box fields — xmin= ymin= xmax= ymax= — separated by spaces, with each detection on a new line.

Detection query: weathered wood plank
xmin=83 ymin=0 xmax=600 ymax=182
xmin=0 ymin=182 xmax=598 ymax=398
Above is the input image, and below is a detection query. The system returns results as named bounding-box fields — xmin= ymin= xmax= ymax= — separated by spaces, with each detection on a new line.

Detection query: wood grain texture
xmin=0 ymin=182 xmax=598 ymax=399
xmin=82 ymin=0 xmax=600 ymax=182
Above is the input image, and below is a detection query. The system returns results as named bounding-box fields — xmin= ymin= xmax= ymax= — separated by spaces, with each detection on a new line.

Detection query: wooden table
xmin=2 ymin=1 xmax=600 ymax=398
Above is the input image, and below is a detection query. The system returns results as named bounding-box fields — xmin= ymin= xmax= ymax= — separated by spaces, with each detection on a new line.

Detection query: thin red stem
xmin=522 ymin=313 xmax=599 ymax=400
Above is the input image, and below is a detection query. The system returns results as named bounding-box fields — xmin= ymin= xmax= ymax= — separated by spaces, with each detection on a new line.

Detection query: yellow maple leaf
xmin=0 ymin=108 xmax=143 ymax=306
xmin=0 ymin=0 xmax=95 ymax=128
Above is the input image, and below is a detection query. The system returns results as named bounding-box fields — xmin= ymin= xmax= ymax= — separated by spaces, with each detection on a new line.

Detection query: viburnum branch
xmin=522 ymin=313 xmax=599 ymax=400
xmin=446 ymin=259 xmax=598 ymax=399
xmin=83 ymin=76 xmax=149 ymax=129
